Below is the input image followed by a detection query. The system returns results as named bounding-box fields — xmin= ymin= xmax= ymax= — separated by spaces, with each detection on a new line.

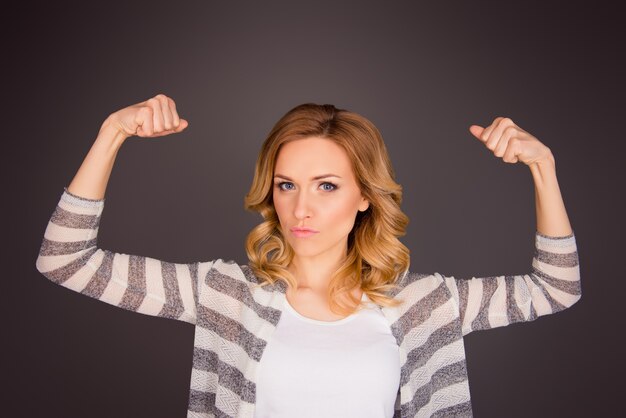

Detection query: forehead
xmin=274 ymin=137 xmax=354 ymax=178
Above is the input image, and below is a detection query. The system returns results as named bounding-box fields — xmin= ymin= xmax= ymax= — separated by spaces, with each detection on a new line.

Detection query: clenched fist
xmin=104 ymin=93 xmax=189 ymax=139
xmin=469 ymin=117 xmax=553 ymax=166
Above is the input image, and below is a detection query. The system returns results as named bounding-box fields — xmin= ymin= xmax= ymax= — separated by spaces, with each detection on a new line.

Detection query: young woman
xmin=36 ymin=94 xmax=581 ymax=418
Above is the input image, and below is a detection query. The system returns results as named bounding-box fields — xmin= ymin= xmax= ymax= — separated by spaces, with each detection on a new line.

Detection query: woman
xmin=36 ymin=94 xmax=581 ymax=417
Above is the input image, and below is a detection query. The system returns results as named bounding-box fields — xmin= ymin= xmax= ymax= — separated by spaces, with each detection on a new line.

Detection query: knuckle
xmin=504 ymin=125 xmax=517 ymax=136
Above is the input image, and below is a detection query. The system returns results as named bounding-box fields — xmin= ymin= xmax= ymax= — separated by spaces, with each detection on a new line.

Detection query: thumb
xmin=468 ymin=125 xmax=485 ymax=140
xmin=174 ymin=118 xmax=189 ymax=132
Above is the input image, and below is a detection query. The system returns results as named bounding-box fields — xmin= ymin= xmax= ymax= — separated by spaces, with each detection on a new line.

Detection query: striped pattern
xmin=36 ymin=190 xmax=581 ymax=417
xmin=36 ymin=191 xmax=212 ymax=324
xmin=382 ymin=234 xmax=581 ymax=417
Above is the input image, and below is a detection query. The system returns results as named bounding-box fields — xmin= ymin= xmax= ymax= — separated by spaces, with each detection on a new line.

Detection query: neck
xmin=288 ymin=248 xmax=347 ymax=294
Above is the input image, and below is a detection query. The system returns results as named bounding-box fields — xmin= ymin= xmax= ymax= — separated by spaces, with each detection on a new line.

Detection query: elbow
xmin=571 ymin=281 xmax=582 ymax=306
xmin=569 ymin=267 xmax=582 ymax=307
xmin=35 ymin=251 xmax=55 ymax=281
xmin=560 ymin=274 xmax=582 ymax=311
xmin=36 ymin=244 xmax=99 ymax=285
xmin=36 ymin=234 xmax=58 ymax=279
xmin=35 ymin=255 xmax=44 ymax=274
xmin=35 ymin=242 xmax=48 ymax=275
xmin=567 ymin=291 xmax=582 ymax=309
xmin=35 ymin=244 xmax=78 ymax=284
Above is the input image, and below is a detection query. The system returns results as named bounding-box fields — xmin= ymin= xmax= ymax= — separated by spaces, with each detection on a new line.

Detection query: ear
xmin=358 ymin=197 xmax=370 ymax=212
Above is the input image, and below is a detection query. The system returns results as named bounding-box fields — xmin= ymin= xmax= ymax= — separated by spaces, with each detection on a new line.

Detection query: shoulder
xmin=394 ymin=270 xmax=445 ymax=288
xmin=202 ymin=259 xmax=285 ymax=291
xmin=390 ymin=271 xmax=451 ymax=298
xmin=202 ymin=259 xmax=257 ymax=284
xmin=381 ymin=271 xmax=460 ymax=325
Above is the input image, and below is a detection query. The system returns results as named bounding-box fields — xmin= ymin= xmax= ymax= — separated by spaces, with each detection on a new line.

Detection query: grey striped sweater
xmin=36 ymin=189 xmax=582 ymax=417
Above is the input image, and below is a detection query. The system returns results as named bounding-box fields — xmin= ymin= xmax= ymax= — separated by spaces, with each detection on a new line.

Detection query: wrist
xmin=97 ymin=117 xmax=129 ymax=150
xmin=529 ymin=150 xmax=556 ymax=178
xmin=532 ymin=150 xmax=555 ymax=168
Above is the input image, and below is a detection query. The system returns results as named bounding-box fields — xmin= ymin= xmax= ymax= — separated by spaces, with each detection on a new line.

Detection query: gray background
xmin=5 ymin=0 xmax=624 ymax=417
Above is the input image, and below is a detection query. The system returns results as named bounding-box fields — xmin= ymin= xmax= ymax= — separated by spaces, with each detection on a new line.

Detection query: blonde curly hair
xmin=245 ymin=103 xmax=409 ymax=316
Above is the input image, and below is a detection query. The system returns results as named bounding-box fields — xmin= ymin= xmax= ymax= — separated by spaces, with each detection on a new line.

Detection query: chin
xmin=286 ymin=238 xmax=347 ymax=261
xmin=287 ymin=242 xmax=322 ymax=258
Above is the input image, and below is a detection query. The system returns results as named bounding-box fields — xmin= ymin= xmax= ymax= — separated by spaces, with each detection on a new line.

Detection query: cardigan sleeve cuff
xmin=61 ymin=187 xmax=105 ymax=209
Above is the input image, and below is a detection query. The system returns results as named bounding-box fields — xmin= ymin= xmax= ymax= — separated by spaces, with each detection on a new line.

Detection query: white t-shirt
xmin=254 ymin=293 xmax=401 ymax=418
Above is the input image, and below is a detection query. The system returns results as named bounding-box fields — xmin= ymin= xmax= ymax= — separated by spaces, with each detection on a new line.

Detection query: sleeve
xmin=442 ymin=232 xmax=581 ymax=336
xmin=35 ymin=189 xmax=215 ymax=325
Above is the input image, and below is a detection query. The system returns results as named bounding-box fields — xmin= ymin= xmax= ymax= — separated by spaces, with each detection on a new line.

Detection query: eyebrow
xmin=273 ymin=173 xmax=342 ymax=181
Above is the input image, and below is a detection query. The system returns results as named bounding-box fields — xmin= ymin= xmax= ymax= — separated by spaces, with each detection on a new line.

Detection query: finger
xmin=493 ymin=126 xmax=516 ymax=157
xmin=173 ymin=118 xmax=188 ymax=132
xmin=147 ymin=97 xmax=165 ymax=132
xmin=135 ymin=106 xmax=154 ymax=136
xmin=486 ymin=117 xmax=515 ymax=151
xmin=468 ymin=125 xmax=485 ymax=140
xmin=502 ymin=137 xmax=520 ymax=163
xmin=150 ymin=118 xmax=188 ymax=137
xmin=481 ymin=116 xmax=504 ymax=143
xmin=493 ymin=136 xmax=509 ymax=158
xmin=168 ymin=97 xmax=181 ymax=128
xmin=156 ymin=94 xmax=173 ymax=130
xmin=149 ymin=130 xmax=174 ymax=138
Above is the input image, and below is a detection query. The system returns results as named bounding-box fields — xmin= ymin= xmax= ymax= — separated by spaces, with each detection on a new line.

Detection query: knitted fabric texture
xmin=36 ymin=190 xmax=582 ymax=417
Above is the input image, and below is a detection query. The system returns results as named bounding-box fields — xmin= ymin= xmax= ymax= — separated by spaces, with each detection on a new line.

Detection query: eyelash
xmin=275 ymin=181 xmax=338 ymax=192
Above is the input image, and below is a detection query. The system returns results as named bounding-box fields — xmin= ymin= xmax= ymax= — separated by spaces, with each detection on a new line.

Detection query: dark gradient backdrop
xmin=5 ymin=1 xmax=624 ymax=417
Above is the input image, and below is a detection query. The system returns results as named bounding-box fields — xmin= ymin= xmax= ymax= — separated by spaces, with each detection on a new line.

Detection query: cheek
xmin=322 ymin=197 xmax=360 ymax=226
xmin=272 ymin=195 xmax=289 ymax=222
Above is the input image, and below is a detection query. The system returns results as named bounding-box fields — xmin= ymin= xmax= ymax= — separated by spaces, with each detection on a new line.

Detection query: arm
xmin=529 ymin=155 xmax=572 ymax=236
xmin=35 ymin=95 xmax=211 ymax=324
xmin=443 ymin=231 xmax=579 ymax=336
xmin=446 ymin=118 xmax=581 ymax=335
xmin=67 ymin=93 xmax=188 ymax=199
xmin=36 ymin=189 xmax=215 ymax=324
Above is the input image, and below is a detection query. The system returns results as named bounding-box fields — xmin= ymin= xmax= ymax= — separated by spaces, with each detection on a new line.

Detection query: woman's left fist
xmin=469 ymin=117 xmax=553 ymax=166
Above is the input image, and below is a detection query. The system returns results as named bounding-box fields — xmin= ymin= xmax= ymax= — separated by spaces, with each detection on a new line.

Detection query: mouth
xmin=290 ymin=227 xmax=319 ymax=238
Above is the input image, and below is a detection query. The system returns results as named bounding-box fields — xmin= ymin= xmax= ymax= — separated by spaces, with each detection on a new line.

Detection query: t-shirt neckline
xmin=283 ymin=293 xmax=370 ymax=326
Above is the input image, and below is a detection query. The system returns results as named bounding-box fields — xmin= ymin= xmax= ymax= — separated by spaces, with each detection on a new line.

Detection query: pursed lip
xmin=290 ymin=227 xmax=319 ymax=237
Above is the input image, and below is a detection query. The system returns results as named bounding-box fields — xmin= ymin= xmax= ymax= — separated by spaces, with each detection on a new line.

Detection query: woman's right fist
xmin=105 ymin=94 xmax=188 ymax=139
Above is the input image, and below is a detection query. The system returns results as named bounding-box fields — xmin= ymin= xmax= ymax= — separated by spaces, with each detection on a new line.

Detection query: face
xmin=272 ymin=137 xmax=370 ymax=264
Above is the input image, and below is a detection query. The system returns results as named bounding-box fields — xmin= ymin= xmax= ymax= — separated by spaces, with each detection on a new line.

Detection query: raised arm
xmin=67 ymin=93 xmax=188 ymax=199
xmin=468 ymin=117 xmax=572 ymax=236
xmin=35 ymin=95 xmax=214 ymax=325
xmin=444 ymin=117 xmax=581 ymax=335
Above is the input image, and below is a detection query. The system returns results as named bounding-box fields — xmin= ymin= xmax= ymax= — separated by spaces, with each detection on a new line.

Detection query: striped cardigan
xmin=36 ymin=190 xmax=581 ymax=417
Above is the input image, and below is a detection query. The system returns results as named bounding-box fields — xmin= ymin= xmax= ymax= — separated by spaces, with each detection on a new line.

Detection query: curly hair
xmin=244 ymin=103 xmax=409 ymax=316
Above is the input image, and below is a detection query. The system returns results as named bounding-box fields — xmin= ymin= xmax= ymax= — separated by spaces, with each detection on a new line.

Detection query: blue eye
xmin=320 ymin=182 xmax=337 ymax=191
xmin=277 ymin=182 xmax=295 ymax=191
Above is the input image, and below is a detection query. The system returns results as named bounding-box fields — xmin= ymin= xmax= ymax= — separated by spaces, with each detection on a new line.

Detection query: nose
xmin=293 ymin=190 xmax=312 ymax=220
